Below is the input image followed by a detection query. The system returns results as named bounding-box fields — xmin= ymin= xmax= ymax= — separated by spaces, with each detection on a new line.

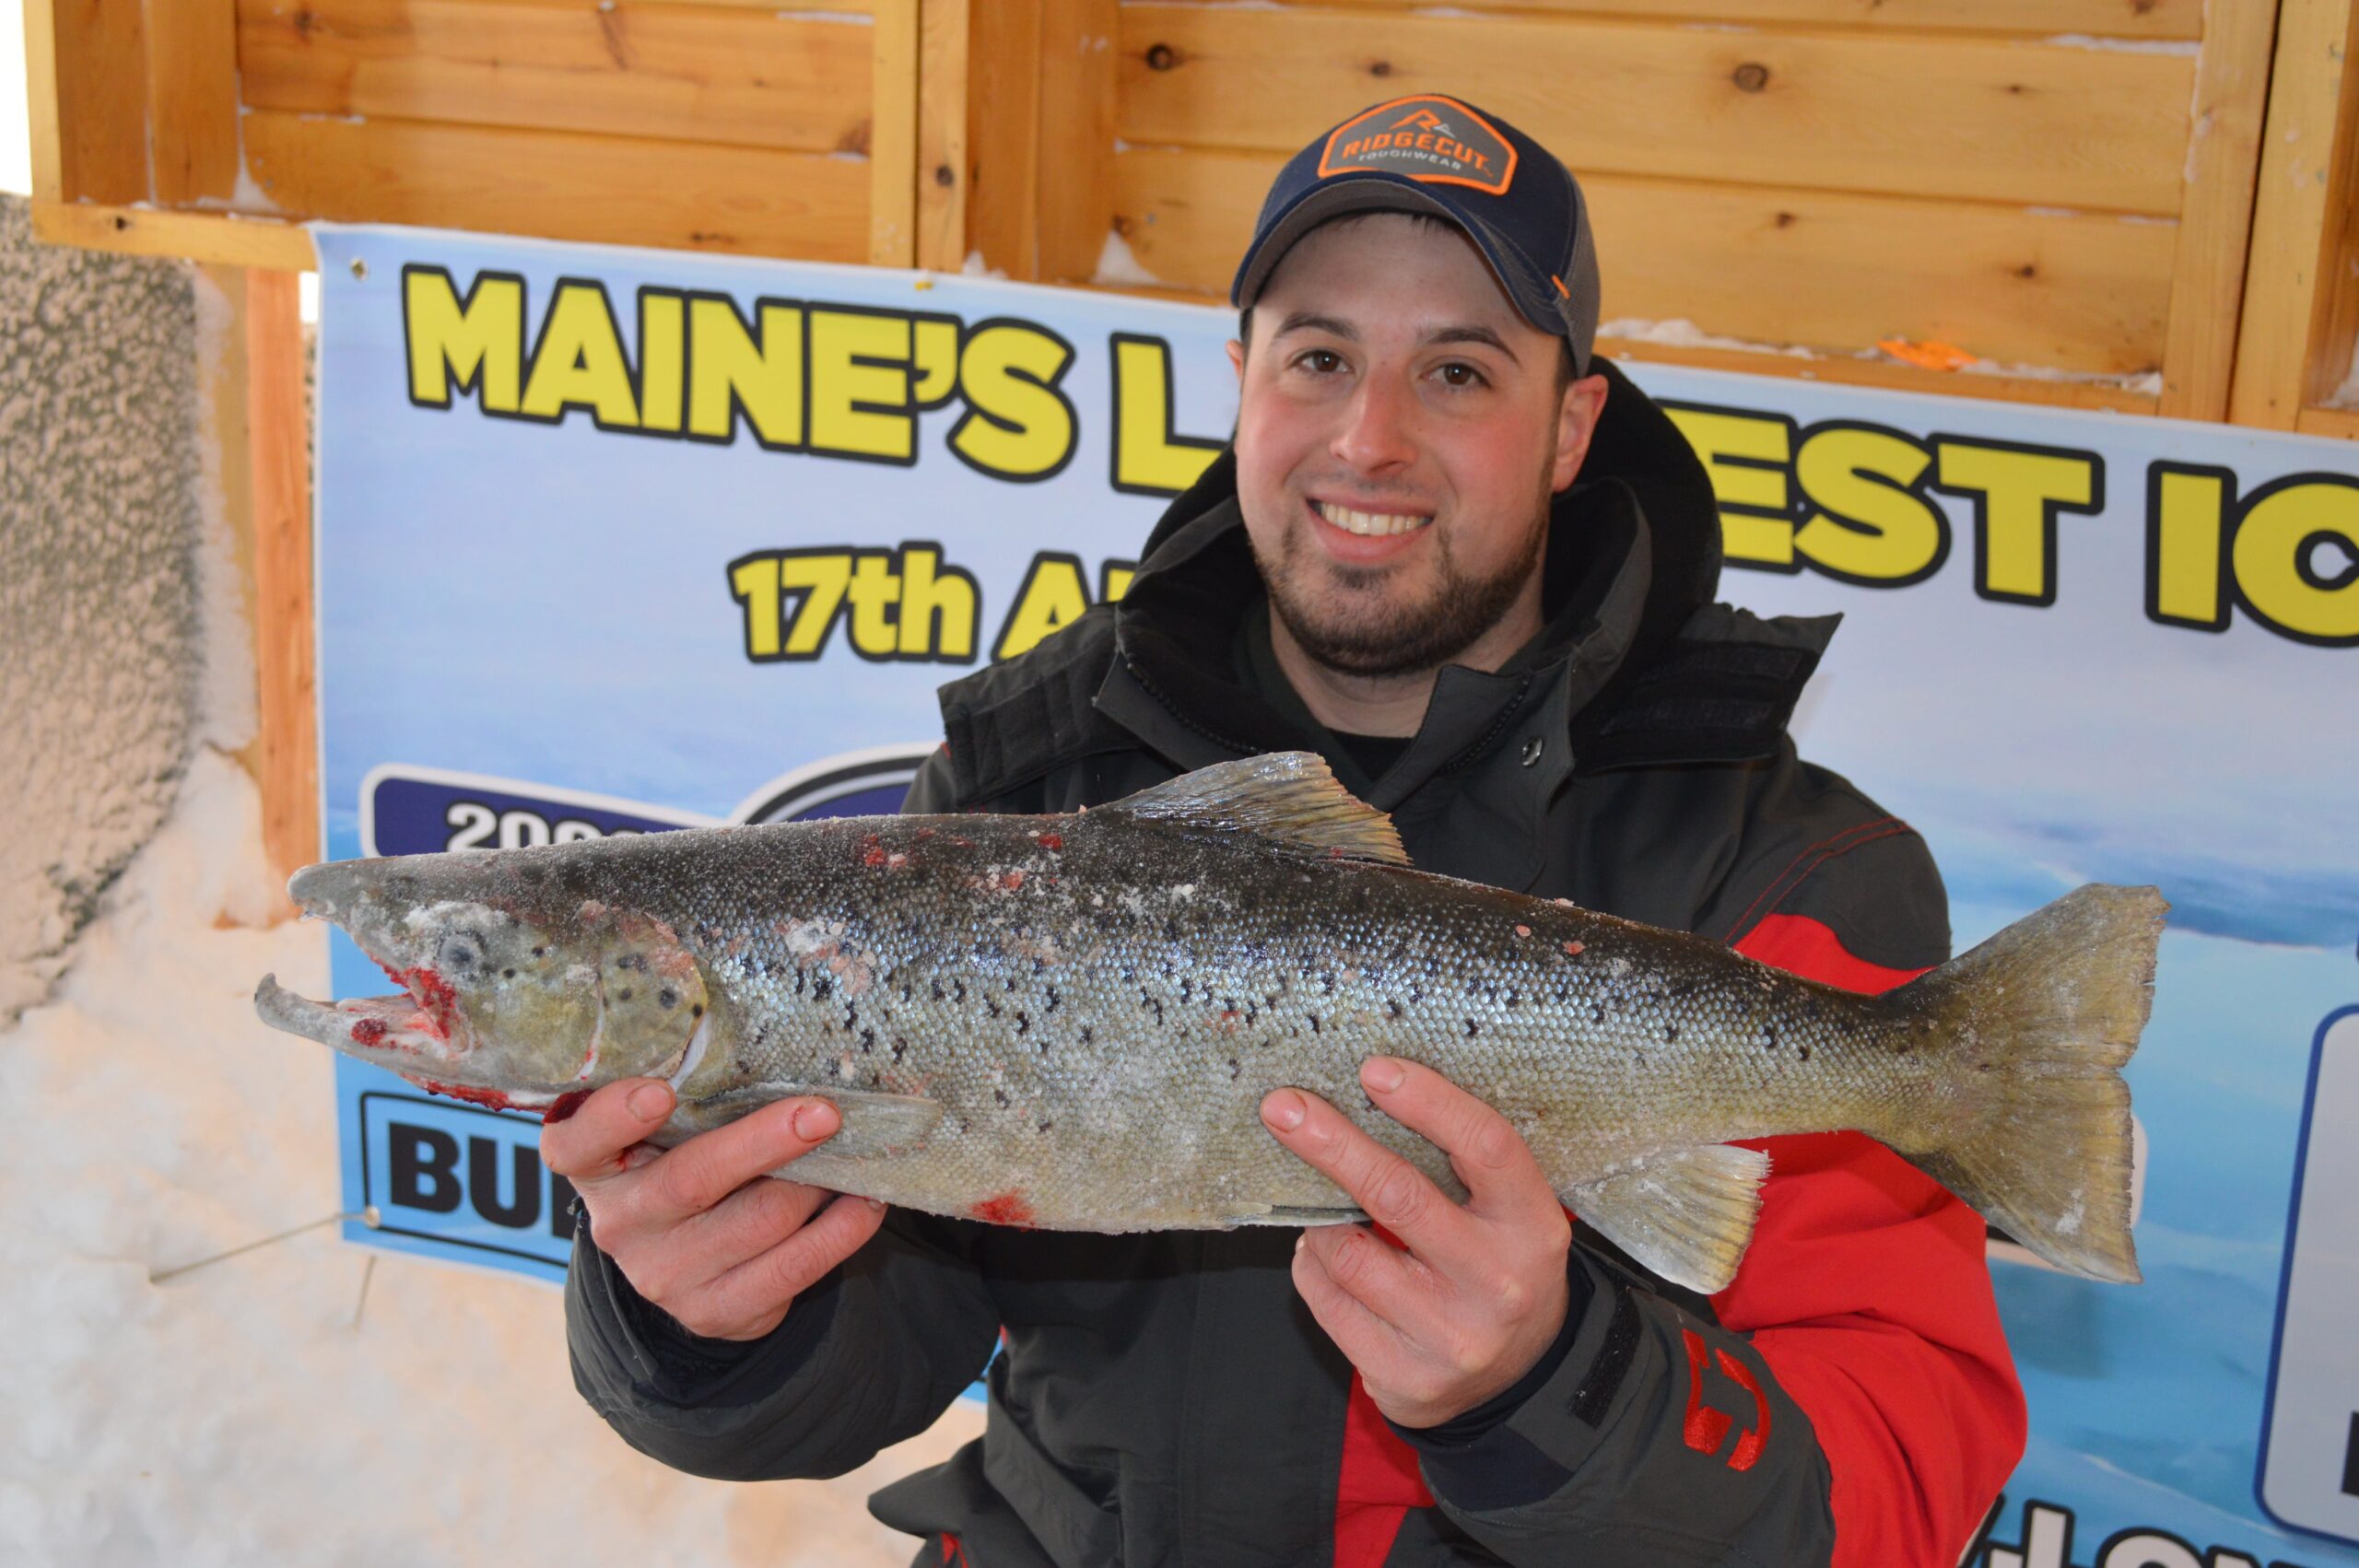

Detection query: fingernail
xmin=866 ymin=1198 xmax=886 ymax=1211
xmin=1262 ymin=1090 xmax=1306 ymax=1132
xmin=792 ymin=1100 xmax=840 ymax=1141
xmin=627 ymin=1082 xmax=672 ymax=1121
xmin=1362 ymin=1057 xmax=1405 ymax=1094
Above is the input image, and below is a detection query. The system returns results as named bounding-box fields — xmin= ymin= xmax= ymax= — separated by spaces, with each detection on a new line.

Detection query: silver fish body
xmin=256 ymin=754 xmax=2162 ymax=1291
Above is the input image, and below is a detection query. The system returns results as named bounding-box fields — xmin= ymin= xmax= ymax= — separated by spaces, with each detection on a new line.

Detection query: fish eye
xmin=437 ymin=930 xmax=487 ymax=977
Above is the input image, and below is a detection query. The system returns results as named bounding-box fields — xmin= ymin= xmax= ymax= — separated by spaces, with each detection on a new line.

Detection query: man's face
xmin=1228 ymin=213 xmax=1606 ymax=679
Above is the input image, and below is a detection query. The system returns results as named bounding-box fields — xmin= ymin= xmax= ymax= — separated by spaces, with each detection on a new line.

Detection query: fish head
xmin=254 ymin=851 xmax=710 ymax=1107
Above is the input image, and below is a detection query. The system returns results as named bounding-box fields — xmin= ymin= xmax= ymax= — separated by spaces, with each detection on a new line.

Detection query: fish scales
xmin=254 ymin=752 xmax=2162 ymax=1289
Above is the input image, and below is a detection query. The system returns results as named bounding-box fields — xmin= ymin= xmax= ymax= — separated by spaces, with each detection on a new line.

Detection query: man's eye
xmin=1437 ymin=362 xmax=1486 ymax=388
xmin=1297 ymin=349 xmax=1344 ymax=374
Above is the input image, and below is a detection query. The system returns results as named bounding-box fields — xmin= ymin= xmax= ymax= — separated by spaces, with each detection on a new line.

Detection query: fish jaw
xmin=252 ymin=974 xmax=560 ymax=1103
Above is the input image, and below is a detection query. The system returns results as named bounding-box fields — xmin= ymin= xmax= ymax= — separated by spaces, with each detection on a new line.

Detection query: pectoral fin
xmin=657 ymin=1084 xmax=944 ymax=1158
xmin=1562 ymin=1144 xmax=1770 ymax=1295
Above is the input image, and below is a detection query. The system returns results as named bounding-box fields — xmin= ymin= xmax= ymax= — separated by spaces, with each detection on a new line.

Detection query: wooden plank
xmin=147 ymin=0 xmax=241 ymax=203
xmin=1598 ymin=339 xmax=2164 ymax=414
xmin=871 ymin=0 xmax=920 ymax=265
xmin=2229 ymin=0 xmax=2359 ymax=427
xmin=916 ymin=0 xmax=971 ymax=272
xmin=1118 ymin=6 xmax=2194 ymax=214
xmin=1114 ymin=147 xmax=2176 ymax=376
xmin=30 ymin=201 xmax=318 ymax=269
xmin=1036 ymin=0 xmax=1120 ymax=284
xmin=1238 ymin=0 xmax=2204 ymax=41
xmin=2155 ymin=0 xmax=2278 ymax=421
xmin=51 ymin=0 xmax=151 ymax=204
xmin=964 ymin=0 xmax=1045 ymax=278
xmin=241 ymin=110 xmax=872 ymax=261
xmin=237 ymin=0 xmax=875 ymax=156
xmin=247 ymin=268 xmax=322 ymax=886
xmin=23 ymin=0 xmax=65 ymax=200
xmin=2295 ymin=404 xmax=2359 ymax=441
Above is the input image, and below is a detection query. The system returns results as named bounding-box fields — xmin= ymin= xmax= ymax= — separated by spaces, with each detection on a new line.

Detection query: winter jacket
xmin=566 ymin=358 xmax=2027 ymax=1567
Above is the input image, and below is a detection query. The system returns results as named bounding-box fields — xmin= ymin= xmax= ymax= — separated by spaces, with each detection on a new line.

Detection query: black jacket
xmin=566 ymin=361 xmax=2023 ymax=1567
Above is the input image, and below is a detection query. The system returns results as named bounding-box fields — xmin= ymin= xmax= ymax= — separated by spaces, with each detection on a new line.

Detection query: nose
xmin=1330 ymin=370 xmax=1419 ymax=476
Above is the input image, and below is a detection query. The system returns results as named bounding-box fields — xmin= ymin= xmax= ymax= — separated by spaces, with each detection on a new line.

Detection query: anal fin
xmin=1562 ymin=1144 xmax=1769 ymax=1295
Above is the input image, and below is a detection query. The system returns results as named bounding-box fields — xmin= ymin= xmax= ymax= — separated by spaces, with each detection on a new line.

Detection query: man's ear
xmin=1551 ymin=372 xmax=1610 ymax=494
xmin=1226 ymin=338 xmax=1246 ymax=384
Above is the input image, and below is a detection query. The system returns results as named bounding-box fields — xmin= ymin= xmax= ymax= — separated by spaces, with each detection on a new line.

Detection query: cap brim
xmin=1229 ymin=175 xmax=1564 ymax=342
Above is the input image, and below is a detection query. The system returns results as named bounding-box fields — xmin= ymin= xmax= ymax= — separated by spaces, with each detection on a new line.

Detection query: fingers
xmin=693 ymin=1192 xmax=889 ymax=1340
xmin=1298 ymin=1220 xmax=1438 ymax=1338
xmin=541 ymin=1078 xmax=677 ymax=1185
xmin=1356 ymin=1058 xmax=1559 ymax=1223
xmin=636 ymin=1097 xmax=842 ymax=1225
xmin=1290 ymin=1229 xmax=1407 ymax=1369
xmin=1261 ymin=1082 xmax=1469 ymax=1267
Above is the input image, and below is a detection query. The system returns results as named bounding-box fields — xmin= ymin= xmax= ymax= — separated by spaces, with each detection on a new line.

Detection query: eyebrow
xmin=1271 ymin=312 xmax=1522 ymax=367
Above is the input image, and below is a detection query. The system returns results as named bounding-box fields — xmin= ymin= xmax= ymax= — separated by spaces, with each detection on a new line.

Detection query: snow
xmin=1094 ymin=229 xmax=1166 ymax=288
xmin=0 ymin=750 xmax=983 ymax=1564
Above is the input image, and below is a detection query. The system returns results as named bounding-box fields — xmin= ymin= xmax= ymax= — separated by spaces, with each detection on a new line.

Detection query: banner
xmin=312 ymin=223 xmax=2357 ymax=1564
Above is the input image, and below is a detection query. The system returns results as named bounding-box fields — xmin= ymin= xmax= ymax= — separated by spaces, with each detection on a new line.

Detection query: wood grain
xmin=1037 ymin=0 xmax=1120 ymax=284
xmin=1226 ymin=0 xmax=2205 ymax=41
xmin=241 ymin=110 xmax=872 ymax=260
xmin=1114 ymin=146 xmax=2176 ymax=375
xmin=237 ymin=0 xmax=875 ymax=155
xmin=916 ymin=0 xmax=971 ymax=272
xmin=2230 ymin=0 xmax=2359 ymax=427
xmin=30 ymin=201 xmax=318 ymax=269
xmin=1117 ymin=6 xmax=2194 ymax=214
xmin=52 ymin=0 xmax=150 ymax=203
xmin=147 ymin=0 xmax=241 ymax=203
xmin=872 ymin=0 xmax=920 ymax=265
xmin=245 ymin=268 xmax=321 ymax=889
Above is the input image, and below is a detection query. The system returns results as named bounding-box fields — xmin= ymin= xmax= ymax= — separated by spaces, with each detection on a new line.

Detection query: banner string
xmin=149 ymin=1206 xmax=381 ymax=1285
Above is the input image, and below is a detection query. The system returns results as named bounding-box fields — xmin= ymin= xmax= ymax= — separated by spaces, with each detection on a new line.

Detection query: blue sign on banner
xmin=313 ymin=221 xmax=2359 ymax=1562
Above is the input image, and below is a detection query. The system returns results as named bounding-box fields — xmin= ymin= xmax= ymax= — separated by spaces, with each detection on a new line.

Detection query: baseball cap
xmin=1229 ymin=95 xmax=1601 ymax=377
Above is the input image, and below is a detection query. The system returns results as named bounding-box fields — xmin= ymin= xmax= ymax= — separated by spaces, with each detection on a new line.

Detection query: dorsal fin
xmin=1098 ymin=752 xmax=1409 ymax=867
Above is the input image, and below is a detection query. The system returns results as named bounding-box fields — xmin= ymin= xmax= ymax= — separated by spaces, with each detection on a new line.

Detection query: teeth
xmin=1316 ymin=500 xmax=1430 ymax=537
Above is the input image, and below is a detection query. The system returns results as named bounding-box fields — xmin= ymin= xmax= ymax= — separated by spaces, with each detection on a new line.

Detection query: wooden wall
xmin=22 ymin=0 xmax=2359 ymax=423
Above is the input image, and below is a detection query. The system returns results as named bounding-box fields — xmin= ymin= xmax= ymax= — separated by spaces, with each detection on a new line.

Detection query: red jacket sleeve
xmin=1722 ymin=912 xmax=2027 ymax=1568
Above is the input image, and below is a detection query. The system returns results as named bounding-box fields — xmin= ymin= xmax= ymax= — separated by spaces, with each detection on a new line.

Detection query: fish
xmin=254 ymin=751 xmax=2164 ymax=1292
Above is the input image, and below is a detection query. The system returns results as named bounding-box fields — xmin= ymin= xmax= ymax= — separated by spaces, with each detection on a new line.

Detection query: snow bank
xmin=0 ymin=751 xmax=980 ymax=1565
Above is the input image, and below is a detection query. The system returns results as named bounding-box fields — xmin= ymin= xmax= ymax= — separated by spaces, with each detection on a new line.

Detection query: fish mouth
xmin=254 ymin=974 xmax=506 ymax=1091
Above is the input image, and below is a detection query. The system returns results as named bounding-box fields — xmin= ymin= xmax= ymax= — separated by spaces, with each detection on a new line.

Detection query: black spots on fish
xmin=861 ymin=1027 xmax=875 ymax=1051
xmin=1308 ymin=1014 xmax=1321 ymax=1034
xmin=1797 ymin=1043 xmax=1812 ymax=1062
xmin=1386 ymin=999 xmax=1403 ymax=1021
xmin=993 ymin=1088 xmax=1010 ymax=1106
xmin=1164 ymin=916 xmax=1185 ymax=944
xmin=1080 ymin=1024 xmax=1094 ymax=1046
xmin=892 ymin=1038 xmax=907 ymax=1061
xmin=616 ymin=988 xmax=634 ymax=1002
xmin=931 ymin=979 xmax=945 ymax=1001
xmin=1038 ymin=1119 xmax=1053 ymax=1133
xmin=1015 ymin=1012 xmax=1029 ymax=1036
xmin=842 ymin=1004 xmax=859 ymax=1030
xmin=1044 ymin=987 xmax=1060 ymax=1012
xmin=812 ymin=975 xmax=832 ymax=1002
xmin=1504 ymin=988 xmax=1520 ymax=1009
xmin=1003 ymin=975 xmax=1018 ymax=992
xmin=691 ymin=1003 xmax=704 ymax=1019
xmin=1664 ymin=1023 xmax=1679 ymax=1044
xmin=1408 ymin=982 xmax=1426 ymax=1004
xmin=1179 ymin=976 xmax=1194 ymax=1000
xmin=953 ymin=978 xmax=967 ymax=1003
xmin=1320 ymin=971 xmax=1337 ymax=996
xmin=1590 ymin=1002 xmax=1606 ymax=1024
xmin=1464 ymin=1017 xmax=1480 ymax=1037
xmin=1760 ymin=1023 xmax=1779 ymax=1051
xmin=1031 ymin=956 xmax=1049 ymax=977
xmin=502 ymin=968 xmax=516 ymax=979
xmin=986 ymin=997 xmax=1002 ymax=1019
xmin=531 ymin=946 xmax=546 ymax=958
xmin=616 ymin=953 xmax=649 ymax=974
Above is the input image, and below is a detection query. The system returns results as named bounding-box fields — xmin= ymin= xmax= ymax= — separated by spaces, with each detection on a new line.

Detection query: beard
xmin=1251 ymin=468 xmax=1555 ymax=680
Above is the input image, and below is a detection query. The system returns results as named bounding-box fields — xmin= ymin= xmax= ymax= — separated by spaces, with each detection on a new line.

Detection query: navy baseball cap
xmin=1229 ymin=95 xmax=1601 ymax=377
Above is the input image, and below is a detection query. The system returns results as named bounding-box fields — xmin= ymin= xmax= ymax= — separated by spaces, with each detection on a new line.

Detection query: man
xmin=549 ymin=96 xmax=2025 ymax=1566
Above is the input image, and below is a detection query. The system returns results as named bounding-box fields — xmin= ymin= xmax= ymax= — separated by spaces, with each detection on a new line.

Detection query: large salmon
xmin=255 ymin=752 xmax=2161 ymax=1291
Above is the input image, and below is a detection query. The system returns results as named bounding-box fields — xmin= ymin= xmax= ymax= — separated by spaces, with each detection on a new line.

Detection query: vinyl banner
xmin=311 ymin=223 xmax=2357 ymax=1566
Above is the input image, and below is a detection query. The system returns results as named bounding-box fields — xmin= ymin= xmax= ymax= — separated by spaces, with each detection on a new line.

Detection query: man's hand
xmin=541 ymin=1079 xmax=888 ymax=1342
xmin=1261 ymin=1057 xmax=1574 ymax=1429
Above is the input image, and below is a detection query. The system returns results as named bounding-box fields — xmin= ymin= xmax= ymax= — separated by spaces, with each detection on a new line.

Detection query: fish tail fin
xmin=1897 ymin=883 xmax=2166 ymax=1284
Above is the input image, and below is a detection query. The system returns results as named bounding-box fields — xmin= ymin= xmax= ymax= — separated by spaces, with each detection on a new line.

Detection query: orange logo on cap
xmin=1317 ymin=96 xmax=1517 ymax=196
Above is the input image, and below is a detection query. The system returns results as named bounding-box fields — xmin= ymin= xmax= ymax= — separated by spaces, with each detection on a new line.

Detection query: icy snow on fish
xmin=255 ymin=753 xmax=2163 ymax=1292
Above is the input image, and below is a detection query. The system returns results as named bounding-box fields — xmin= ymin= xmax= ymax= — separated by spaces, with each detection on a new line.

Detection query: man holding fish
xmin=548 ymin=99 xmax=2046 ymax=1567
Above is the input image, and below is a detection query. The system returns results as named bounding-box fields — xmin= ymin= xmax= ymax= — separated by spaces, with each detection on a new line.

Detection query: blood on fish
xmin=414 ymin=1079 xmax=522 ymax=1113
xmin=349 ymin=1017 xmax=389 ymax=1046
xmin=861 ymin=837 xmax=887 ymax=868
xmin=1563 ymin=942 xmax=1585 ymax=955
xmin=1039 ymin=834 xmax=1062 ymax=851
xmin=1515 ymin=925 xmax=1532 ymax=938
xmin=544 ymin=1089 xmax=593 ymax=1124
xmin=968 ymin=1191 xmax=1036 ymax=1227
xmin=1000 ymin=871 xmax=1026 ymax=891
